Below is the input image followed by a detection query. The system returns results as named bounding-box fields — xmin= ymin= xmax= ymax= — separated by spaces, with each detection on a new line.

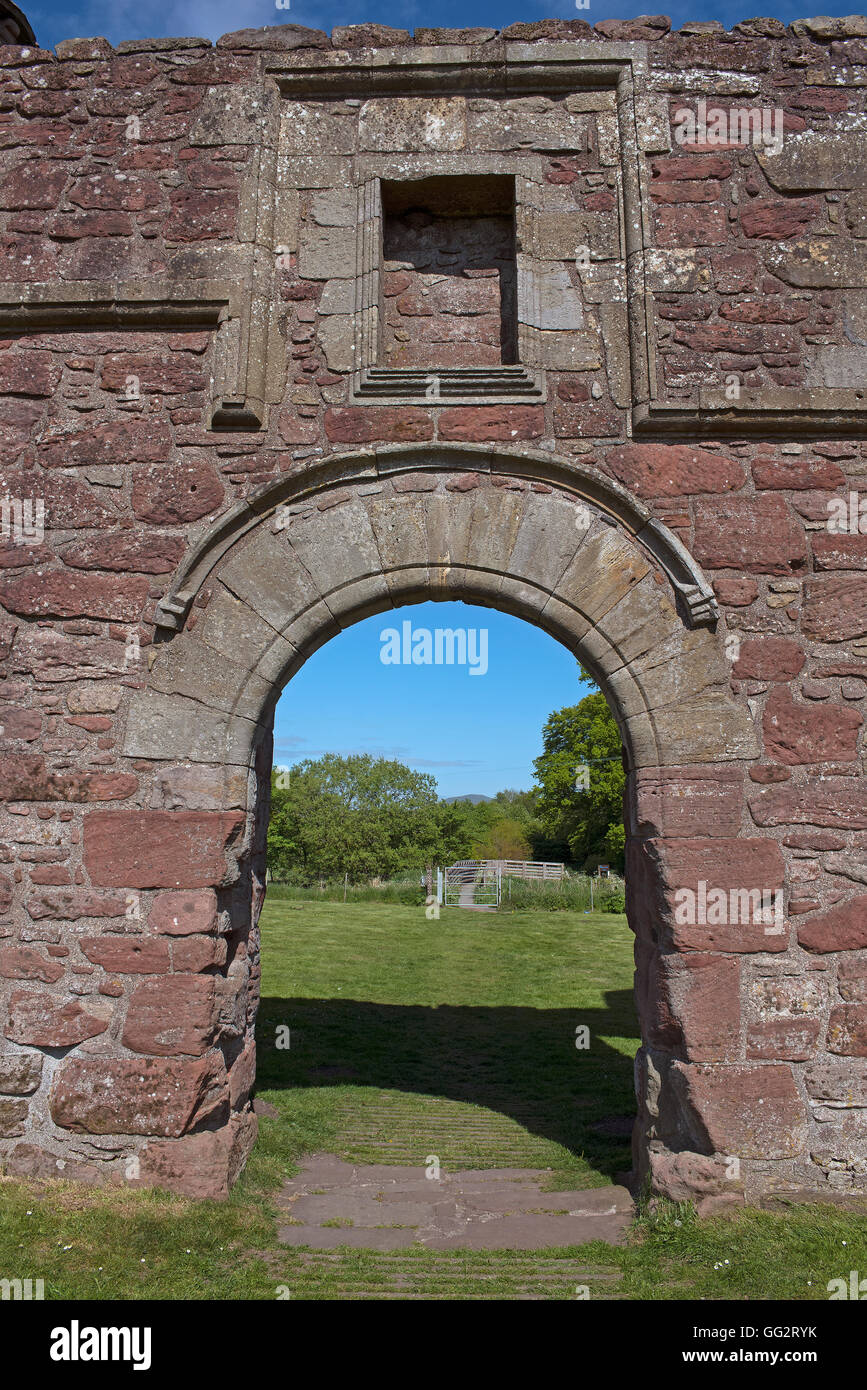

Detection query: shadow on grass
xmin=256 ymin=991 xmax=638 ymax=1181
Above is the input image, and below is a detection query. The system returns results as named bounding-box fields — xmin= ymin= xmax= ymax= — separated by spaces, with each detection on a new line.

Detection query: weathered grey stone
xmin=0 ymin=1053 xmax=43 ymax=1096
xmin=311 ymin=190 xmax=357 ymax=227
xmin=414 ymin=28 xmax=497 ymax=44
xmin=807 ymin=346 xmax=867 ymax=388
xmin=792 ymin=15 xmax=867 ymax=39
xmin=318 ymin=315 xmax=356 ymax=371
xmin=760 ymin=127 xmax=867 ymax=193
xmin=123 ymin=690 xmax=255 ymax=767
xmin=519 ymin=265 xmax=584 ymax=330
xmin=188 ymin=85 xmax=279 ymax=149
xmin=287 ymin=496 xmax=384 ymax=596
xmin=558 ymin=525 xmax=651 ymax=625
xmin=318 ymin=279 xmax=356 ymax=315
xmin=768 ymin=238 xmax=867 ymax=289
xmin=148 ymin=637 xmax=272 ymax=721
xmin=468 ymin=98 xmax=591 ymax=152
xmin=524 ymin=326 xmax=603 ymax=370
xmin=195 ymin=587 xmax=295 ymax=677
xmin=281 ymin=105 xmax=357 ymax=156
xmin=114 ymin=36 xmax=210 ymax=51
xmin=464 ymin=486 xmax=528 ymax=574
xmin=359 ymin=97 xmax=467 ymax=152
xmin=508 ymin=490 xmax=587 ymax=592
xmin=217 ymin=24 xmax=329 ymax=50
xmin=298 ymin=226 xmax=356 ymax=280
xmin=218 ymin=526 xmax=323 ymax=635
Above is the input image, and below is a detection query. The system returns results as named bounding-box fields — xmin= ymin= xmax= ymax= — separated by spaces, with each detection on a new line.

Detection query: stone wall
xmin=0 ymin=16 xmax=866 ymax=1204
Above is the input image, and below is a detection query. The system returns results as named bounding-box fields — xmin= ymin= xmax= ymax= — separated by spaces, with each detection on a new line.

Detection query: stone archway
xmin=8 ymin=441 xmax=776 ymax=1204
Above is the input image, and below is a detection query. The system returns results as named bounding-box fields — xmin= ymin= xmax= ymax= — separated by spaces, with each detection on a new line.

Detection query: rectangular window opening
xmin=380 ymin=174 xmax=518 ymax=370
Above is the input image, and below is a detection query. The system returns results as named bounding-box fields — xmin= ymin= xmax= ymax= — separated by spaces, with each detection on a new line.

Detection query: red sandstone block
xmin=0 ymin=349 xmax=60 ymax=397
xmin=131 ymin=456 xmax=224 ymax=525
xmin=100 ymin=353 xmax=206 ymax=395
xmin=0 ymin=945 xmax=65 ymax=983
xmin=0 ymin=161 xmax=69 ymax=210
xmin=713 ymin=575 xmax=758 ymax=607
xmin=633 ymin=766 xmax=745 ymax=838
xmin=438 ymin=406 xmax=544 ymax=442
xmin=39 ymin=419 xmax=172 ymax=468
xmin=749 ymin=780 xmax=867 ymax=829
xmin=165 ymin=189 xmax=238 ymax=241
xmin=80 ymin=935 xmax=171 ymax=974
xmin=797 ymin=896 xmax=867 ymax=953
xmin=604 ymin=443 xmax=744 ymax=497
xmin=324 ymin=408 xmax=434 ymax=444
xmin=83 ymin=811 xmax=244 ymax=889
xmin=693 ymin=495 xmax=807 ymax=575
xmin=653 ymin=204 xmax=727 ymax=246
xmin=790 ymin=87 xmax=851 ymax=113
xmin=719 ymin=300 xmax=809 ymax=325
xmin=171 ymin=936 xmax=227 ymax=972
xmin=812 ymin=534 xmax=867 ymax=570
xmin=674 ymin=1061 xmax=807 ymax=1158
xmin=828 ymin=1006 xmax=867 ymax=1056
xmin=26 ymin=889 xmax=128 ymax=920
xmin=746 ymin=1018 xmax=821 ymax=1060
xmin=5 ymin=990 xmax=111 ymax=1046
xmin=650 ymin=180 xmax=721 ymax=203
xmin=740 ymin=199 xmax=818 ymax=239
xmin=278 ymin=409 xmax=319 ymax=445
xmin=82 ymin=774 xmax=139 ymax=802
xmin=627 ymin=836 xmax=786 ymax=953
xmin=732 ymin=637 xmax=805 ymax=681
xmin=122 ymin=975 xmax=218 ymax=1056
xmin=838 ymin=959 xmax=867 ymax=1002
xmin=0 ymin=571 xmax=151 ymax=623
xmin=651 ymin=156 xmax=734 ymax=181
xmin=804 ymin=575 xmax=867 ymax=641
xmin=136 ymin=1110 xmax=257 ymax=1199
xmin=763 ymin=688 xmax=862 ymax=765
xmin=0 ymin=708 xmax=42 ymax=740
xmin=69 ymin=173 xmax=161 ymax=212
xmin=61 ymin=533 xmax=184 ymax=574
xmin=675 ymin=323 xmax=763 ymax=354
xmin=553 ymin=403 xmax=621 ymax=437
xmin=150 ymin=889 xmax=219 ymax=935
xmin=50 ymin=1053 xmax=227 ymax=1136
xmin=228 ymin=1037 xmax=256 ymax=1109
xmin=712 ymin=251 xmax=757 ymax=293
xmin=664 ymin=954 xmax=742 ymax=1062
xmin=28 ymin=866 xmax=71 ymax=885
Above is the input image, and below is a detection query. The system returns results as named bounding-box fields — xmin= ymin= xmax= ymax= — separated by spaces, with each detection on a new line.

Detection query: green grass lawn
xmin=2 ymin=900 xmax=866 ymax=1300
xmin=256 ymin=900 xmax=639 ymax=1185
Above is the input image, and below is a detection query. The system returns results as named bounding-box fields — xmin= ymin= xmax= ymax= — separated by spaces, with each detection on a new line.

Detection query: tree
xmin=267 ymin=754 xmax=442 ymax=883
xmin=471 ymin=815 xmax=531 ymax=861
xmin=532 ymin=686 xmax=626 ymax=871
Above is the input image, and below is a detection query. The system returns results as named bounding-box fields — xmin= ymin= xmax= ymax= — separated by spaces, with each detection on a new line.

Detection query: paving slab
xmin=276 ymin=1153 xmax=634 ymax=1250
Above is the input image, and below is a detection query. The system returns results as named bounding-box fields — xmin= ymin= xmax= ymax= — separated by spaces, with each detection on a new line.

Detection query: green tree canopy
xmin=532 ymin=688 xmax=626 ymax=871
xmin=267 ymin=753 xmax=442 ymax=883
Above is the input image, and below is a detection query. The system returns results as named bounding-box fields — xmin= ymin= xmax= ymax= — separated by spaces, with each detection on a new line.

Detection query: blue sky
xmin=274 ymin=601 xmax=591 ymax=799
xmin=26 ymin=0 xmax=861 ymax=50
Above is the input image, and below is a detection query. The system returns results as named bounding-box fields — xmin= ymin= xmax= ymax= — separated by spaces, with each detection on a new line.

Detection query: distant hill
xmin=441 ymin=794 xmax=493 ymax=805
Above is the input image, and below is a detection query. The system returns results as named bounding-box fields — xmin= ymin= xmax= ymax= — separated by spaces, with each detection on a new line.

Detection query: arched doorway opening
xmin=60 ymin=444 xmax=763 ymax=1205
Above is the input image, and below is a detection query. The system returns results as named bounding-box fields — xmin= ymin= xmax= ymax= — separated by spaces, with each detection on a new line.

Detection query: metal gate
xmin=444 ymin=860 xmax=501 ymax=909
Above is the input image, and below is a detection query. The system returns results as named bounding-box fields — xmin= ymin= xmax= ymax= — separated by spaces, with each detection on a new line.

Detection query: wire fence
xmin=267 ymin=868 xmax=626 ymax=914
